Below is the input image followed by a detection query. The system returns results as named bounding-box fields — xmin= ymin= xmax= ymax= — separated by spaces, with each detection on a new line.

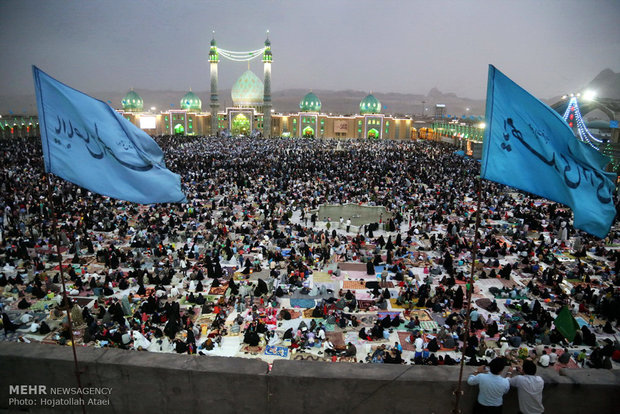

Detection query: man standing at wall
xmin=508 ymin=360 xmax=545 ymax=414
xmin=467 ymin=357 xmax=510 ymax=413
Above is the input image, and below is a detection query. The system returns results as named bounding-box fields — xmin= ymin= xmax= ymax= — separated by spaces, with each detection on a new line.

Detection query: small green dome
xmin=121 ymin=90 xmax=143 ymax=112
xmin=360 ymin=93 xmax=381 ymax=115
xmin=300 ymin=92 xmax=321 ymax=112
xmin=231 ymin=70 xmax=264 ymax=107
xmin=180 ymin=91 xmax=202 ymax=112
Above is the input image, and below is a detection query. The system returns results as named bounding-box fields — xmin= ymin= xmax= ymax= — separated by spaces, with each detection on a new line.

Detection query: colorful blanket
xmin=342 ymin=281 xmax=367 ymax=290
xmin=265 ymin=345 xmax=289 ymax=358
xmin=409 ymin=309 xmax=433 ymax=322
xmin=290 ymin=298 xmax=316 ymax=308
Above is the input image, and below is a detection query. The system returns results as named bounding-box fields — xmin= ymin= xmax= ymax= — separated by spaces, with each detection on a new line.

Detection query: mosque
xmin=117 ymin=36 xmax=417 ymax=140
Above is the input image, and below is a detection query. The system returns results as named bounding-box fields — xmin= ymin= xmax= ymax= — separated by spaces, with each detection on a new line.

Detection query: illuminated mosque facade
xmin=117 ymin=35 xmax=417 ymax=140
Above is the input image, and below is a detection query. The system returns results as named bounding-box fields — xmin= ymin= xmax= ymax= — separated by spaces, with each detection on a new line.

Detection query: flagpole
xmin=47 ymin=175 xmax=87 ymax=414
xmin=452 ymin=176 xmax=483 ymax=414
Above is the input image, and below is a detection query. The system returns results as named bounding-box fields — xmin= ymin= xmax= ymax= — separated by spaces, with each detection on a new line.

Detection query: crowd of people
xmin=1 ymin=135 xmax=620 ymax=395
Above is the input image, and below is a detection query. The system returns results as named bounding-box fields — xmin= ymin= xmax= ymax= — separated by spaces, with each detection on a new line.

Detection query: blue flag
xmin=481 ymin=65 xmax=616 ymax=238
xmin=33 ymin=66 xmax=186 ymax=204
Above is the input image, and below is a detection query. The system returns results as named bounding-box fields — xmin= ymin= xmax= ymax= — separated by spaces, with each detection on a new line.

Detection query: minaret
xmin=209 ymin=33 xmax=219 ymax=136
xmin=262 ymin=31 xmax=272 ymax=138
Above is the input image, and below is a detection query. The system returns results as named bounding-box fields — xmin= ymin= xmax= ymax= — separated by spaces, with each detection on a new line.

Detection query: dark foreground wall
xmin=1 ymin=342 xmax=619 ymax=414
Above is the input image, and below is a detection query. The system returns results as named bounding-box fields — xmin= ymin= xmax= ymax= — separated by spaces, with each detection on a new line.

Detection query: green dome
xmin=180 ymin=91 xmax=202 ymax=112
xmin=231 ymin=70 xmax=264 ymax=107
xmin=360 ymin=93 xmax=381 ymax=115
xmin=121 ymin=90 xmax=143 ymax=112
xmin=300 ymin=92 xmax=321 ymax=112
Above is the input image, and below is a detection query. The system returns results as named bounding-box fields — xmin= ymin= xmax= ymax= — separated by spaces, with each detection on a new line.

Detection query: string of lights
xmin=217 ymin=47 xmax=266 ymax=62
xmin=562 ymin=96 xmax=602 ymax=149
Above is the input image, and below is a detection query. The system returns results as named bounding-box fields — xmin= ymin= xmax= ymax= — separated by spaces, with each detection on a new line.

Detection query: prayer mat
xmin=265 ymin=345 xmax=289 ymax=358
xmin=336 ymin=356 xmax=357 ymax=363
xmin=389 ymin=299 xmax=407 ymax=310
xmin=397 ymin=331 xmax=416 ymax=351
xmin=342 ymin=281 xmax=366 ymax=290
xmin=419 ymin=321 xmax=439 ymax=332
xmin=41 ymin=332 xmax=60 ymax=345
xmin=290 ymin=298 xmax=316 ymax=308
xmin=377 ymin=311 xmax=401 ymax=320
xmin=292 ymin=353 xmax=330 ymax=362
xmin=326 ymin=332 xmax=346 ymax=349
xmin=355 ymin=291 xmax=372 ymax=300
xmin=554 ymin=359 xmax=580 ymax=370
xmin=209 ymin=286 xmax=228 ymax=295
xmin=347 ymin=271 xmax=379 ymax=280
xmin=29 ymin=299 xmax=56 ymax=312
xmin=365 ymin=281 xmax=394 ymax=289
xmin=344 ymin=331 xmax=366 ymax=347
xmin=339 ymin=263 xmax=367 ymax=271
xmin=240 ymin=344 xmax=265 ymax=355
xmin=312 ymin=272 xmax=333 ymax=283
xmin=408 ymin=309 xmax=432 ymax=322
xmin=280 ymin=309 xmax=303 ymax=319
xmin=357 ymin=300 xmax=375 ymax=310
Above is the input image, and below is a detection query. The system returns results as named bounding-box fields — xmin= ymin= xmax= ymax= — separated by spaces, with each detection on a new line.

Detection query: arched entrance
xmin=232 ymin=113 xmax=250 ymax=136
xmin=174 ymin=124 xmax=185 ymax=135
xmin=303 ymin=126 xmax=315 ymax=138
xmin=367 ymin=128 xmax=379 ymax=139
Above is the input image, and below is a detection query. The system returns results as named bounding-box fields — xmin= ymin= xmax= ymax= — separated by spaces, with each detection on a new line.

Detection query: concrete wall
xmin=1 ymin=342 xmax=619 ymax=414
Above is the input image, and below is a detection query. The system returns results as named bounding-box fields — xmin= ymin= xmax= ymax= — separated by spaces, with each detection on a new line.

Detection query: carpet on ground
xmin=339 ymin=263 xmax=367 ymax=271
xmin=292 ymin=353 xmax=330 ymax=362
xmin=326 ymin=331 xmax=346 ymax=349
xmin=342 ymin=280 xmax=366 ymax=290
xmin=365 ymin=281 xmax=394 ymax=289
xmin=408 ymin=309 xmax=432 ymax=322
xmin=312 ymin=272 xmax=333 ymax=283
xmin=302 ymin=308 xmax=322 ymax=319
xmin=240 ymin=344 xmax=265 ymax=355
xmin=355 ymin=291 xmax=372 ymax=300
xmin=419 ymin=320 xmax=439 ymax=332
xmin=265 ymin=345 xmax=289 ymax=358
xmin=290 ymin=298 xmax=316 ymax=308
xmin=209 ymin=285 xmax=228 ymax=295
xmin=281 ymin=309 xmax=302 ymax=319
xmin=357 ymin=299 xmax=375 ymax=310
xmin=397 ymin=331 xmax=416 ymax=351
xmin=377 ymin=311 xmax=401 ymax=320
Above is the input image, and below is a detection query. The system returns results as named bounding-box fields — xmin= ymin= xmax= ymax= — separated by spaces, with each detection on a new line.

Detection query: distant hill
xmin=584 ymin=69 xmax=620 ymax=99
xmin=1 ymin=69 xmax=617 ymax=116
xmin=0 ymin=87 xmax=486 ymax=118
